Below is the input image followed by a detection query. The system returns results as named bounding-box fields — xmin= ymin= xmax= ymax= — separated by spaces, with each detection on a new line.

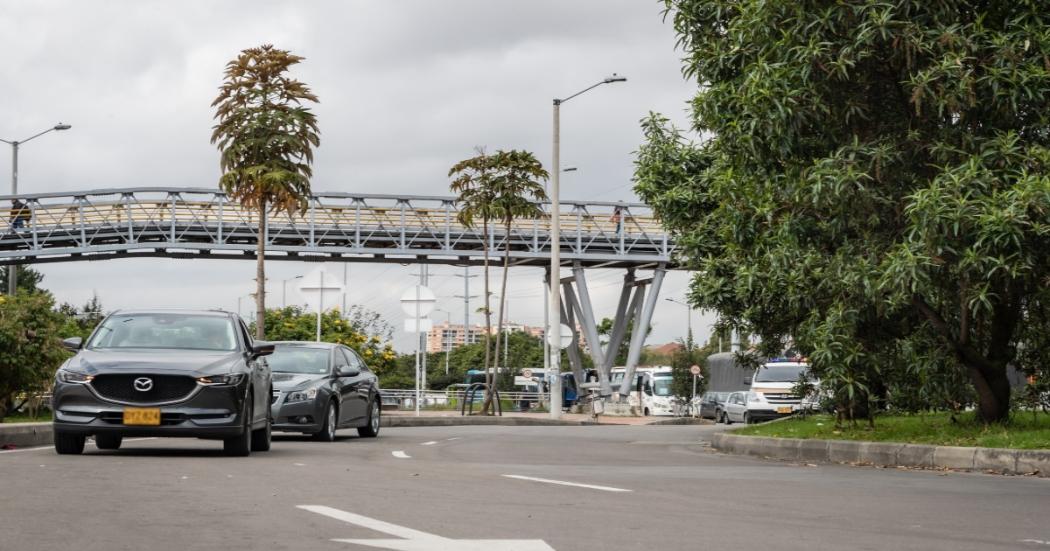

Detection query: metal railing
xmin=0 ymin=187 xmax=675 ymax=268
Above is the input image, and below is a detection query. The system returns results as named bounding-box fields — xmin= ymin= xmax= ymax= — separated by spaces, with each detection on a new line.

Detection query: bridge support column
xmin=618 ymin=265 xmax=666 ymax=398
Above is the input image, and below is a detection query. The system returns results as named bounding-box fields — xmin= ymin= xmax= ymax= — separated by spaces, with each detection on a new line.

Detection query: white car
xmin=720 ymin=391 xmax=788 ymax=424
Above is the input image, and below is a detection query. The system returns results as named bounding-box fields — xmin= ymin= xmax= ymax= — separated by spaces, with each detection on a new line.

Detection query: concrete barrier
xmin=710 ymin=432 xmax=1049 ymax=477
xmin=0 ymin=422 xmax=54 ymax=449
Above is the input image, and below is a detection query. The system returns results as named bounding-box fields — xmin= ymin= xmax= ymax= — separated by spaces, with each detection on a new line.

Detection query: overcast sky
xmin=1 ymin=0 xmax=717 ymax=352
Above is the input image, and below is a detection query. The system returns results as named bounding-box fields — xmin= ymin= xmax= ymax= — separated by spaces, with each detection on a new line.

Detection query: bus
xmin=609 ymin=366 xmax=675 ymax=416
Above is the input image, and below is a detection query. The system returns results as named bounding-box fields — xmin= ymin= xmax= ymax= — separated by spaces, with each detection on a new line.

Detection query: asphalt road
xmin=1 ymin=424 xmax=1048 ymax=551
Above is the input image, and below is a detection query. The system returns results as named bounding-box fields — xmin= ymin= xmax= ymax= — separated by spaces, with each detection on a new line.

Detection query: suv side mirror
xmin=251 ymin=341 xmax=275 ymax=358
xmin=62 ymin=337 xmax=83 ymax=352
xmin=338 ymin=366 xmax=361 ymax=378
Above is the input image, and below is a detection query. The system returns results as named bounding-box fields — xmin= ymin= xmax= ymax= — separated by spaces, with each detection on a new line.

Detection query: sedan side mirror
xmin=251 ymin=341 xmax=275 ymax=358
xmin=338 ymin=366 xmax=361 ymax=378
xmin=62 ymin=337 xmax=83 ymax=352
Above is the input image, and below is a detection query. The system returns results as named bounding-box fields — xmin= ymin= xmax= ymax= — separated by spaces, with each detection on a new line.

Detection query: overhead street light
xmin=1 ymin=122 xmax=72 ymax=295
xmin=665 ymin=297 xmax=693 ymax=341
xmin=548 ymin=74 xmax=626 ymax=420
xmin=282 ymin=275 xmax=304 ymax=308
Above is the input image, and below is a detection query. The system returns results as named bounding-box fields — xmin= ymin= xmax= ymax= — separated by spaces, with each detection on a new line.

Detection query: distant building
xmin=425 ymin=321 xmax=568 ymax=353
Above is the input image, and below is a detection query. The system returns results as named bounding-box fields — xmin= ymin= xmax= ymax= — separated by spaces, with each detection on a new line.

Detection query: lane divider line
xmin=502 ymin=474 xmax=632 ymax=493
xmin=392 ymin=450 xmax=411 ymax=459
xmin=0 ymin=437 xmax=156 ymax=454
xmin=421 ymin=441 xmax=438 ymax=446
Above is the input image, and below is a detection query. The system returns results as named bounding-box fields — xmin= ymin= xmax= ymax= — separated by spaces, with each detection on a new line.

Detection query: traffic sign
xmin=400 ymin=285 xmax=436 ymax=316
xmin=690 ymin=364 xmax=702 ymax=376
xmin=546 ymin=323 xmax=573 ymax=349
xmin=404 ymin=318 xmax=433 ymax=333
xmin=522 ymin=369 xmax=533 ymax=379
xmin=298 ymin=267 xmax=344 ymax=312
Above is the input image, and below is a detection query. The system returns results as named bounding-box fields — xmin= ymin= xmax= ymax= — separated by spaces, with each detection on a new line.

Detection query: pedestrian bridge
xmin=1 ymin=186 xmax=678 ymax=398
xmin=0 ymin=187 xmax=674 ymax=268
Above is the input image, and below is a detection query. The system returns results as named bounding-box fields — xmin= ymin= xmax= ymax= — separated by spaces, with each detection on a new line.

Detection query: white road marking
xmin=446 ymin=437 xmax=461 ymax=441
xmin=297 ymin=504 xmax=555 ymax=550
xmin=391 ymin=450 xmax=411 ymax=459
xmin=501 ymin=474 xmax=631 ymax=493
xmin=1021 ymin=540 xmax=1050 ymax=546
xmin=294 ymin=462 xmax=306 ymax=466
xmin=420 ymin=441 xmax=438 ymax=446
xmin=0 ymin=437 xmax=156 ymax=454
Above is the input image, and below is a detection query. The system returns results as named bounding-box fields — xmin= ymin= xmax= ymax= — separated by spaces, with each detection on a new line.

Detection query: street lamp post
xmin=548 ymin=74 xmax=625 ymax=420
xmin=282 ymin=275 xmax=303 ymax=308
xmin=665 ymin=298 xmax=693 ymax=342
xmin=1 ymin=123 xmax=72 ymax=295
xmin=434 ymin=308 xmax=452 ymax=375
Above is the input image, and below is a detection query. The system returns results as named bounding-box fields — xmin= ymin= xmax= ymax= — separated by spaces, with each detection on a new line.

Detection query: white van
xmin=609 ymin=366 xmax=675 ymax=416
xmin=746 ymin=359 xmax=818 ymax=416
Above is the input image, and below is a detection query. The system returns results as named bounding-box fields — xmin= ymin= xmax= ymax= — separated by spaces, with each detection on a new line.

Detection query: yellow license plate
xmin=777 ymin=406 xmax=793 ymax=414
xmin=123 ymin=408 xmax=161 ymax=426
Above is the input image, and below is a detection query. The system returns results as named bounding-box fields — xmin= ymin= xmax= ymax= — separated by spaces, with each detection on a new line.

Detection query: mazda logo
xmin=133 ymin=377 xmax=154 ymax=392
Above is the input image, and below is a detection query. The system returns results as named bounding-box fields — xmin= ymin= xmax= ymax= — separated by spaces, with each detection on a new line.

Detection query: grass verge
xmin=2 ymin=411 xmax=53 ymax=424
xmin=733 ymin=411 xmax=1050 ymax=450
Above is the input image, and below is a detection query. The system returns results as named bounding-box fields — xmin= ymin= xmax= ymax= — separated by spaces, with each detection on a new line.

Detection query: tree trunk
xmin=480 ymin=217 xmax=494 ymax=414
xmin=256 ymin=200 xmax=267 ymax=340
xmin=489 ymin=218 xmax=513 ymax=407
xmin=966 ymin=361 xmax=1011 ymax=423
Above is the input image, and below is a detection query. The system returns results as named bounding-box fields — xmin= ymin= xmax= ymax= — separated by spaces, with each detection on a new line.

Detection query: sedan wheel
xmin=314 ymin=402 xmax=337 ymax=442
xmin=358 ymin=399 xmax=381 ymax=438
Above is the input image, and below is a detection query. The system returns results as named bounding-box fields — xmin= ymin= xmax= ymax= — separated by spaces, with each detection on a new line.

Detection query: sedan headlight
xmin=196 ymin=373 xmax=246 ymax=386
xmin=285 ymin=387 xmax=318 ymax=403
xmin=56 ymin=369 xmax=93 ymax=384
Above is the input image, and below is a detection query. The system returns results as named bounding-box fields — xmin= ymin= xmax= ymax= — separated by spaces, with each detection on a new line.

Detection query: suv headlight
xmin=197 ymin=373 xmax=246 ymax=386
xmin=56 ymin=369 xmax=93 ymax=384
xmin=747 ymin=392 xmax=765 ymax=404
xmin=286 ymin=387 xmax=318 ymax=403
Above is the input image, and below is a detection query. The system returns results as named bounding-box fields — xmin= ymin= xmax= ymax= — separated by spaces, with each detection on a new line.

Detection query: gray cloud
xmin=2 ymin=0 xmax=709 ymax=352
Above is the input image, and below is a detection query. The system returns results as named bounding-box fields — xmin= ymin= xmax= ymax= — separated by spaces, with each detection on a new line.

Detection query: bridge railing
xmin=0 ymin=187 xmax=672 ymax=264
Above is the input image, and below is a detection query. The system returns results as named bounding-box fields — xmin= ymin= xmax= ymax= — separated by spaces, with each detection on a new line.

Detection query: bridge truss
xmin=1 ymin=187 xmax=679 ymax=398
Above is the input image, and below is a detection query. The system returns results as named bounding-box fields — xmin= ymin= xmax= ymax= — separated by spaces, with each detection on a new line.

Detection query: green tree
xmin=0 ymin=265 xmax=44 ymax=294
xmin=449 ymin=149 xmax=548 ymax=413
xmin=251 ymin=306 xmax=397 ymax=376
xmin=640 ymin=1 xmax=1050 ymax=423
xmin=0 ymin=293 xmax=70 ymax=421
xmin=212 ymin=44 xmax=320 ymax=339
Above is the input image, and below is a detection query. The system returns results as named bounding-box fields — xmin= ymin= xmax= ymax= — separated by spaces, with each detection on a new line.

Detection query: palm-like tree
xmin=449 ymin=148 xmax=499 ymax=412
xmin=211 ymin=45 xmax=320 ymax=338
xmin=449 ymin=149 xmax=548 ymax=414
xmin=487 ymin=151 xmax=548 ymax=402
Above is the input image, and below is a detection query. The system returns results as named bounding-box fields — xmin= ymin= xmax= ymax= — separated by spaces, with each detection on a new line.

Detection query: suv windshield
xmin=754 ymin=363 xmax=809 ymax=383
xmin=87 ymin=314 xmax=237 ymax=351
xmin=268 ymin=347 xmax=330 ymax=374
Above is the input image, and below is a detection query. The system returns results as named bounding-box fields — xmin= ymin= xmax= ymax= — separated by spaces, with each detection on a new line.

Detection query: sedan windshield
xmin=268 ymin=347 xmax=330 ymax=374
xmin=754 ymin=364 xmax=809 ymax=383
xmin=87 ymin=314 xmax=237 ymax=351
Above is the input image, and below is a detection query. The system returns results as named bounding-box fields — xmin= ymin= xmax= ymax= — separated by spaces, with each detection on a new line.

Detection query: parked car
xmin=692 ymin=391 xmax=730 ymax=420
xmin=52 ymin=310 xmax=274 ymax=456
xmin=269 ymin=342 xmax=382 ymax=441
xmin=720 ymin=391 xmax=789 ymax=424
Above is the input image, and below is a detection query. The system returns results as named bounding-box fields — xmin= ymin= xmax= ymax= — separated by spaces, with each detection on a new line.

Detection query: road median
xmin=710 ymin=431 xmax=1050 ymax=477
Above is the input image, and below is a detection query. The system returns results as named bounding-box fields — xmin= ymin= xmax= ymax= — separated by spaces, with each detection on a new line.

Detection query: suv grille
xmin=91 ymin=374 xmax=198 ymax=404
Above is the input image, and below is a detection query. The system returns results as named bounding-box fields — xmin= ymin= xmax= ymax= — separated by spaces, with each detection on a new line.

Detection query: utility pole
xmin=453 ymin=265 xmax=478 ymax=351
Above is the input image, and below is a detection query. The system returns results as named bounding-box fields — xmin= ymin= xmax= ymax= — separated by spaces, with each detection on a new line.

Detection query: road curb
xmin=0 ymin=422 xmax=54 ymax=449
xmin=709 ymin=432 xmax=1049 ymax=477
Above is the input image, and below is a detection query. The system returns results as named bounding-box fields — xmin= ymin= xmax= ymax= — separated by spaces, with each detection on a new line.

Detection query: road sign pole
xmin=415 ymin=285 xmax=421 ymax=417
xmin=316 ymin=269 xmax=324 ymax=342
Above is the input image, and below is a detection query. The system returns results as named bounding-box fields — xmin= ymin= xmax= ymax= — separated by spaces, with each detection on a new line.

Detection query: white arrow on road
xmin=298 ymin=505 xmax=556 ymax=551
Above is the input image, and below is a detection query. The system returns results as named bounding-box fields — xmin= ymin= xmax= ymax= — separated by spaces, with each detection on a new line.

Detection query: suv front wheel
xmin=224 ymin=396 xmax=253 ymax=457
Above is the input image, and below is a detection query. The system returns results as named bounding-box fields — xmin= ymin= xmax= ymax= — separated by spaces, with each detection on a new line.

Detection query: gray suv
xmin=52 ymin=310 xmax=274 ymax=456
